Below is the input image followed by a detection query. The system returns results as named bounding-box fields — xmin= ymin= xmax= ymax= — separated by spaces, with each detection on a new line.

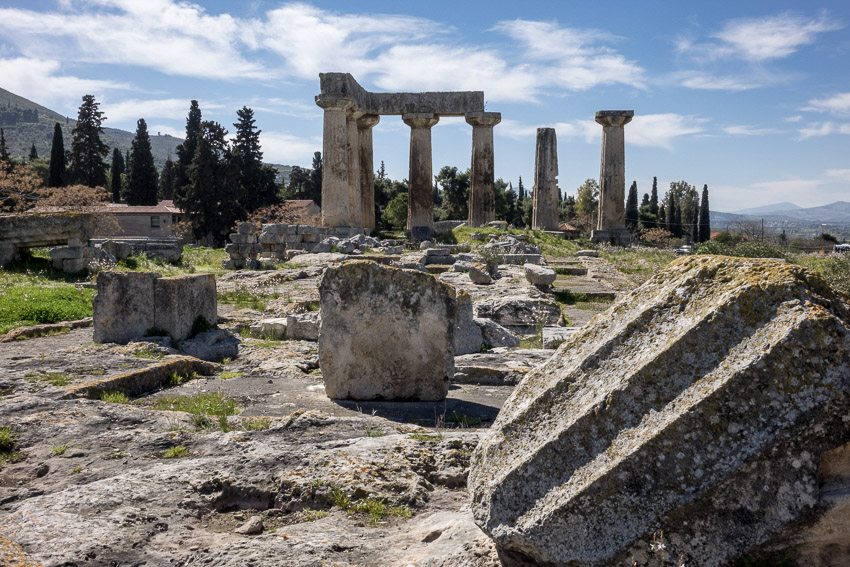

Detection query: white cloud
xmin=824 ymin=168 xmax=850 ymax=182
xmin=259 ymin=131 xmax=322 ymax=165
xmin=0 ymin=2 xmax=270 ymax=80
xmin=149 ymin=124 xmax=183 ymax=138
xmin=628 ymin=114 xmax=707 ymax=149
xmin=0 ymin=57 xmax=130 ymax=106
xmin=713 ymin=13 xmax=842 ymax=62
xmin=100 ymin=98 xmax=223 ymax=123
xmin=785 ymin=115 xmax=804 ymax=123
xmin=724 ymin=125 xmax=777 ymax=136
xmin=804 ymin=92 xmax=850 ymax=116
xmin=673 ymin=72 xmax=759 ymax=91
xmin=797 ymin=121 xmax=850 ymax=139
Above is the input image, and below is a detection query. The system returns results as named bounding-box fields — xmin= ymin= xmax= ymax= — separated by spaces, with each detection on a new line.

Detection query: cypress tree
xmin=159 ymin=157 xmax=176 ymax=200
xmin=69 ymin=94 xmax=109 ymax=187
xmin=29 ymin=144 xmax=38 ymax=161
xmin=48 ymin=122 xmax=66 ymax=187
xmin=698 ymin=184 xmax=711 ymax=242
xmin=110 ymin=148 xmax=124 ymax=203
xmin=691 ymin=205 xmax=699 ymax=242
xmin=174 ymin=100 xmax=202 ymax=200
xmin=0 ymin=129 xmax=11 ymax=173
xmin=658 ymin=203 xmax=666 ymax=230
xmin=517 ymin=176 xmax=525 ymax=201
xmin=625 ymin=181 xmax=639 ymax=231
xmin=125 ymin=118 xmax=158 ymax=206
xmin=232 ymin=106 xmax=277 ymax=212
xmin=649 ymin=177 xmax=659 ymax=227
xmin=308 ymin=151 xmax=323 ymax=206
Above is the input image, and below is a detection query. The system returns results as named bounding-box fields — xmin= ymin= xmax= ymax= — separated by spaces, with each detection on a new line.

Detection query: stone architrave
xmin=469 ymin=256 xmax=850 ymax=567
xmin=318 ymin=261 xmax=455 ymax=401
xmin=346 ymin=111 xmax=363 ymax=228
xmin=357 ymin=114 xmax=380 ymax=231
xmin=402 ymin=113 xmax=439 ymax=240
xmin=466 ymin=112 xmax=501 ymax=227
xmin=532 ymin=128 xmax=559 ymax=231
xmin=591 ymin=110 xmax=633 ymax=245
xmin=315 ymin=95 xmax=354 ymax=228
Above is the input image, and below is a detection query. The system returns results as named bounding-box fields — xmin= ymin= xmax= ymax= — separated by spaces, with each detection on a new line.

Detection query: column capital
xmin=357 ymin=113 xmax=380 ymax=129
xmin=595 ymin=110 xmax=634 ymax=127
xmin=402 ymin=113 xmax=439 ymax=129
xmin=315 ymin=94 xmax=356 ymax=112
xmin=465 ymin=111 xmax=501 ymax=128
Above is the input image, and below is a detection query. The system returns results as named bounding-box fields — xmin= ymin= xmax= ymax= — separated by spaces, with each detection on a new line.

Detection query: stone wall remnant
xmin=531 ymin=128 xmax=559 ymax=231
xmin=591 ymin=110 xmax=633 ymax=246
xmin=469 ymin=256 xmax=850 ymax=567
xmin=318 ymin=261 xmax=456 ymax=401
xmin=0 ymin=213 xmax=94 ymax=266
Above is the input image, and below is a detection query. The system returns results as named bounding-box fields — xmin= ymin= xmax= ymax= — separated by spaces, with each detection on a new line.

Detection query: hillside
xmin=0 ymin=87 xmax=293 ymax=180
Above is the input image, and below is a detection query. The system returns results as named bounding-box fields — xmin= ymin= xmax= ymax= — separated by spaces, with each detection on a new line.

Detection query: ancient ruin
xmin=591 ymin=110 xmax=633 ymax=245
xmin=469 ymin=255 xmax=850 ymax=567
xmin=315 ymin=73 xmax=500 ymax=237
xmin=531 ymin=127 xmax=559 ymax=231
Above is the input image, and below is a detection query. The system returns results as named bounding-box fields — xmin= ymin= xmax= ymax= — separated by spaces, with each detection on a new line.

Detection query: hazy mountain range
xmin=713 ymin=201 xmax=850 ymax=224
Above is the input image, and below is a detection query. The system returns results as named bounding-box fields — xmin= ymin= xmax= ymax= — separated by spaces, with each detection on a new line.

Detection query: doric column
xmin=592 ymin=110 xmax=633 ymax=245
xmin=465 ymin=112 xmax=501 ymax=228
xmin=532 ymin=128 xmax=559 ymax=231
xmin=315 ymin=94 xmax=355 ymax=228
xmin=346 ymin=110 xmax=363 ymax=228
xmin=357 ymin=114 xmax=380 ymax=231
xmin=402 ymin=113 xmax=439 ymax=240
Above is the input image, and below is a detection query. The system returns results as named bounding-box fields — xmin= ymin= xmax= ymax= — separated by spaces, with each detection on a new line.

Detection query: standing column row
xmin=403 ymin=113 xmax=439 ymax=240
xmin=532 ymin=128 xmax=559 ymax=231
xmin=466 ymin=112 xmax=501 ymax=228
xmin=592 ymin=110 xmax=633 ymax=246
xmin=316 ymin=95 xmax=354 ymax=228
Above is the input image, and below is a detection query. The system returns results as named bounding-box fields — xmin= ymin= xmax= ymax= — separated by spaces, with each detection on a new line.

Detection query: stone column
xmin=346 ymin=111 xmax=363 ymax=229
xmin=357 ymin=114 xmax=380 ymax=232
xmin=592 ymin=110 xmax=634 ymax=246
xmin=402 ymin=113 xmax=439 ymax=240
xmin=315 ymin=95 xmax=355 ymax=228
xmin=532 ymin=128 xmax=559 ymax=231
xmin=465 ymin=112 xmax=501 ymax=228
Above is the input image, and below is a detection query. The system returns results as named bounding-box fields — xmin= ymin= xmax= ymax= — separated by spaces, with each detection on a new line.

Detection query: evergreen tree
xmin=574 ymin=178 xmax=600 ymax=233
xmin=48 ymin=123 xmax=66 ymax=187
xmin=698 ymin=184 xmax=711 ymax=243
xmin=691 ymin=205 xmax=699 ymax=243
xmin=174 ymin=100 xmax=202 ymax=200
xmin=232 ymin=106 xmax=277 ymax=213
xmin=308 ymin=151 xmax=323 ymax=205
xmin=0 ymin=129 xmax=11 ymax=173
xmin=625 ymin=180 xmax=639 ymax=231
xmin=29 ymin=144 xmax=38 ymax=161
xmin=125 ymin=118 xmax=158 ymax=206
xmin=435 ymin=166 xmax=470 ymax=220
xmin=110 ymin=148 xmax=124 ymax=203
xmin=505 ymin=182 xmax=519 ymax=225
xmin=69 ymin=94 xmax=109 ymax=187
xmin=649 ymin=177 xmax=659 ymax=227
xmin=517 ymin=176 xmax=525 ymax=201
xmin=286 ymin=165 xmax=310 ymax=199
xmin=159 ymin=156 xmax=176 ymax=200
xmin=658 ymin=203 xmax=666 ymax=229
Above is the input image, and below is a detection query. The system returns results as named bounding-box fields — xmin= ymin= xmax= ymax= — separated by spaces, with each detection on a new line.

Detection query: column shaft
xmin=357 ymin=114 xmax=380 ymax=231
xmin=532 ymin=128 xmax=559 ymax=231
xmin=347 ymin=113 xmax=362 ymax=228
xmin=592 ymin=110 xmax=633 ymax=245
xmin=403 ymin=113 xmax=439 ymax=239
xmin=316 ymin=95 xmax=354 ymax=228
xmin=466 ymin=112 xmax=501 ymax=228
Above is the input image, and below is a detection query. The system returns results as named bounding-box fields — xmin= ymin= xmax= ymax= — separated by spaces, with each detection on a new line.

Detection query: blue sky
xmin=0 ymin=0 xmax=848 ymax=212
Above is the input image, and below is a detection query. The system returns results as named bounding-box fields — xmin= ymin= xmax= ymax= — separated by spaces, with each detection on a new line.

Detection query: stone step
xmin=425 ymin=265 xmax=451 ymax=275
xmin=552 ymin=286 xmax=617 ymax=301
xmin=551 ymin=266 xmax=588 ymax=276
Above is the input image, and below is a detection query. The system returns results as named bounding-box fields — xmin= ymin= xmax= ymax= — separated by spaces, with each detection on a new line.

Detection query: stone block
xmin=237 ymin=222 xmax=254 ymax=235
xmin=425 ymin=248 xmax=450 ymax=256
xmin=258 ymin=232 xmax=285 ymax=244
xmin=525 ymin=264 xmax=557 ymax=287
xmin=301 ymin=232 xmax=317 ymax=243
xmin=286 ymin=312 xmax=319 ymax=341
xmin=153 ymin=274 xmax=217 ymax=342
xmin=253 ymin=318 xmax=287 ymax=340
xmin=542 ymin=326 xmax=579 ymax=349
xmin=468 ymin=263 xmax=492 ymax=285
xmin=67 ymin=237 xmax=81 ymax=247
xmin=99 ymin=240 xmax=132 ymax=260
xmin=575 ymin=249 xmax=598 ymax=257
xmin=297 ymin=225 xmax=319 ymax=235
xmin=319 ymin=261 xmax=455 ymax=401
xmin=143 ymin=241 xmax=182 ymax=263
xmin=469 ymin=256 xmax=850 ymax=567
xmin=93 ymin=272 xmax=160 ymax=344
xmin=474 ymin=296 xmax=560 ymax=327
xmin=49 ymin=246 xmax=83 ymax=260
xmin=229 ymin=233 xmax=255 ymax=244
xmin=474 ymin=318 xmax=520 ymax=348
xmin=0 ymin=243 xmax=17 ymax=266
xmin=62 ymin=258 xmax=87 ymax=273
xmin=454 ymin=290 xmax=483 ymax=355
xmin=180 ymin=329 xmax=239 ymax=362
xmin=501 ymin=253 xmax=542 ymax=265
xmin=285 ymin=225 xmax=298 ymax=235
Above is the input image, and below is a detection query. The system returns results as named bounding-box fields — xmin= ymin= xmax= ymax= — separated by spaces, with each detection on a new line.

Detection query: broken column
xmin=466 ymin=111 xmax=501 ymax=227
xmin=591 ymin=110 xmax=633 ymax=246
xmin=316 ymin=94 xmax=354 ymax=228
xmin=469 ymin=255 xmax=850 ymax=567
xmin=531 ymin=128 xmax=559 ymax=231
xmin=318 ymin=261 xmax=455 ymax=401
xmin=403 ymin=113 xmax=439 ymax=240
xmin=357 ymin=114 xmax=380 ymax=231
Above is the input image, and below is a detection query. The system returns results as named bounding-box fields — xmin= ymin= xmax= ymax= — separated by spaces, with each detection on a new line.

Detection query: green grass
xmin=408 ymin=433 xmax=443 ymax=442
xmin=0 ymin=282 xmax=95 ymax=334
xmin=100 ymin=391 xmax=130 ymax=404
xmin=328 ymin=487 xmax=412 ymax=526
xmin=553 ymin=289 xmax=589 ymax=305
xmin=217 ymin=290 xmax=280 ymax=311
xmin=133 ymin=346 xmax=166 ymax=360
xmin=219 ymin=371 xmax=243 ymax=380
xmin=26 ymin=372 xmax=71 ymax=386
xmin=51 ymin=443 xmax=69 ymax=456
xmin=446 ymin=411 xmax=485 ymax=427
xmin=0 ymin=426 xmax=21 ymax=467
xmin=162 ymin=445 xmax=190 ymax=458
xmin=792 ymin=253 xmax=850 ymax=296
xmin=601 ymin=248 xmax=677 ymax=285
xmin=117 ymin=247 xmax=228 ymax=276
xmin=364 ymin=423 xmax=385 ymax=437
xmin=303 ymin=508 xmax=329 ymax=521
xmin=452 ymin=226 xmax=586 ymax=258
xmin=240 ymin=417 xmax=272 ymax=431
xmin=150 ymin=392 xmax=240 ymax=417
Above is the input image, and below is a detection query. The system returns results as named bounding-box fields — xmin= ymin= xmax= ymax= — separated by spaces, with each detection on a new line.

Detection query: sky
xmin=0 ymin=0 xmax=848 ymax=213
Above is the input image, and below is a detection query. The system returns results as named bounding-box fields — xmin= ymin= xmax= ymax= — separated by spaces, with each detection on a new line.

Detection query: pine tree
xmin=159 ymin=156 xmax=176 ymax=200
xmin=625 ymin=180 xmax=639 ymax=231
xmin=110 ymin=148 xmax=124 ymax=203
xmin=124 ymin=119 xmax=158 ymax=206
xmin=69 ymin=94 xmax=109 ymax=187
xmin=232 ymin=106 xmax=276 ymax=213
xmin=308 ymin=151 xmax=323 ymax=206
xmin=691 ymin=205 xmax=699 ymax=242
xmin=29 ymin=144 xmax=38 ymax=161
xmin=48 ymin=123 xmax=66 ymax=187
xmin=174 ymin=100 xmax=202 ymax=200
xmin=649 ymin=177 xmax=659 ymax=228
xmin=658 ymin=203 xmax=666 ymax=229
xmin=0 ymin=129 xmax=11 ymax=173
xmin=698 ymin=184 xmax=711 ymax=243
xmin=517 ymin=176 xmax=525 ymax=201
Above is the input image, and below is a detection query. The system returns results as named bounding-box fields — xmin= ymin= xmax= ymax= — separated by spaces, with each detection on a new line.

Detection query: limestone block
xmin=501 ymin=253 xmax=541 ymax=265
xmin=302 ymin=232 xmax=317 ymax=243
xmin=469 ymin=256 xmax=850 ymax=567
xmin=524 ymin=264 xmax=557 ymax=287
xmin=144 ymin=242 xmax=182 ymax=263
xmin=0 ymin=243 xmax=17 ymax=266
xmin=285 ymin=225 xmax=298 ymax=235
xmin=542 ymin=326 xmax=579 ymax=349
xmin=473 ymin=296 xmax=560 ymax=327
xmin=297 ymin=225 xmax=319 ymax=235
xmin=258 ymin=232 xmax=285 ymax=244
xmin=311 ymin=242 xmax=332 ymax=254
xmin=93 ymin=272 xmax=160 ymax=344
xmin=229 ymin=233 xmax=255 ymax=244
xmin=62 ymin=258 xmax=87 ymax=273
xmin=425 ymin=248 xmax=450 ymax=256
xmin=237 ymin=222 xmax=254 ymax=235
xmin=419 ymin=241 xmax=434 ymax=250
xmin=252 ymin=318 xmax=287 ymax=339
xmin=153 ymin=274 xmax=217 ymax=342
xmin=383 ymin=245 xmax=403 ymax=255
xmin=99 ymin=240 xmax=132 ymax=260
xmin=453 ymin=261 xmax=472 ymax=273
xmin=575 ymin=249 xmax=598 ymax=257
xmin=318 ymin=261 xmax=455 ymax=401
xmin=468 ymin=263 xmax=492 ymax=285
xmin=474 ymin=318 xmax=520 ymax=348
xmin=454 ymin=290 xmax=483 ymax=355
xmin=286 ymin=312 xmax=319 ymax=341
xmin=49 ymin=246 xmax=84 ymax=260
xmin=180 ymin=329 xmax=239 ymax=362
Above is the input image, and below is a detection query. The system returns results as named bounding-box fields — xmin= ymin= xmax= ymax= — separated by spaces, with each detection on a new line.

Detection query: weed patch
xmin=328 ymin=487 xmax=412 ymax=526
xmin=408 ymin=433 xmax=443 ymax=442
xmin=134 ymin=346 xmax=165 ymax=360
xmin=240 ymin=417 xmax=272 ymax=431
xmin=101 ymin=391 xmax=130 ymax=404
xmin=26 ymin=372 xmax=71 ymax=386
xmin=51 ymin=443 xmax=69 ymax=456
xmin=219 ymin=371 xmax=243 ymax=380
xmin=0 ymin=426 xmax=22 ymax=467
xmin=217 ymin=290 xmax=279 ymax=311
xmin=0 ymin=284 xmax=95 ymax=334
xmin=162 ymin=445 xmax=189 ymax=458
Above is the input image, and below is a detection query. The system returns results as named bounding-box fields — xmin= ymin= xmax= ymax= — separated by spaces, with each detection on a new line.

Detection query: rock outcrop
xmin=469 ymin=255 xmax=850 ymax=567
xmin=318 ymin=261 xmax=456 ymax=400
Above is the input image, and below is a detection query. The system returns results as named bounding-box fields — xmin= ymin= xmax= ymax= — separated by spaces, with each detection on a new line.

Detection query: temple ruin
xmin=315 ymin=73 xmax=501 ymax=238
xmin=531 ymin=128 xmax=559 ymax=231
xmin=591 ymin=110 xmax=633 ymax=246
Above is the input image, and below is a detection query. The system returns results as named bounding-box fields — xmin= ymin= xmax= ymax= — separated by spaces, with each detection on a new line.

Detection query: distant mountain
xmin=733 ymin=202 xmax=801 ymax=215
xmin=715 ymin=201 xmax=850 ymax=225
